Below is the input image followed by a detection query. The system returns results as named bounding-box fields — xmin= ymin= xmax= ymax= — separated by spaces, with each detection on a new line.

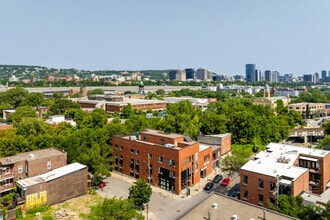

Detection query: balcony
xmin=0 ymin=183 xmax=15 ymax=193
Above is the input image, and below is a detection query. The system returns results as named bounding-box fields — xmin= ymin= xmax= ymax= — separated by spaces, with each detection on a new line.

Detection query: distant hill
xmin=0 ymin=64 xmax=173 ymax=81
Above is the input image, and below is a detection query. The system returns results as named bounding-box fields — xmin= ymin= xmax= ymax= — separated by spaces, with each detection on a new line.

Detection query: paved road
xmin=98 ymin=172 xmax=240 ymax=220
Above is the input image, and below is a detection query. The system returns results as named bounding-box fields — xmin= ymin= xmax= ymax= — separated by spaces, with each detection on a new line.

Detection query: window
xmin=143 ymin=136 xmax=146 ymax=141
xmin=5 ymin=179 xmax=10 ymax=185
xmin=258 ymin=179 xmax=264 ymax=189
xmin=47 ymin=161 xmax=51 ymax=170
xmin=243 ymin=175 xmax=248 ymax=184
xmin=158 ymin=156 xmax=163 ymax=163
xmin=115 ymin=145 xmax=118 ymax=149
xmin=243 ymin=190 xmax=248 ymax=199
xmin=169 ymin=159 xmax=175 ymax=167
xmin=160 ymin=139 xmax=165 ymax=145
xmin=204 ymin=154 xmax=210 ymax=162
xmin=5 ymin=167 xmax=10 ymax=173
xmin=136 ymin=150 xmax=139 ymax=156
xmin=120 ymin=146 xmax=123 ymax=151
xmin=130 ymin=149 xmax=134 ymax=154
xmin=270 ymin=182 xmax=275 ymax=192
xmin=169 ymin=171 xmax=175 ymax=178
xmin=18 ymin=165 xmax=23 ymax=174
xmin=149 ymin=154 xmax=152 ymax=159
xmin=258 ymin=194 xmax=264 ymax=205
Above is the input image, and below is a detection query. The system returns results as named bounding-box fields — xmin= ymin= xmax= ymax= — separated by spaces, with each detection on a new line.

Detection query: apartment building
xmin=0 ymin=148 xmax=67 ymax=196
xmin=240 ymin=143 xmax=330 ymax=207
xmin=197 ymin=133 xmax=231 ymax=167
xmin=112 ymin=129 xmax=213 ymax=195
xmin=288 ymin=103 xmax=326 ymax=118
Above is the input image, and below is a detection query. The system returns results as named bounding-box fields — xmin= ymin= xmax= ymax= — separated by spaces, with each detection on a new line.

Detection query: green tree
xmin=87 ymin=88 xmax=104 ymax=96
xmin=128 ymin=179 xmax=152 ymax=207
xmin=155 ymin=89 xmax=165 ymax=96
xmin=10 ymin=106 xmax=38 ymax=126
xmin=16 ymin=117 xmax=49 ymax=137
xmin=22 ymin=92 xmax=45 ymax=106
xmin=122 ymin=103 xmax=133 ymax=118
xmin=88 ymin=198 xmax=144 ymax=220
xmin=220 ymin=154 xmax=247 ymax=176
xmin=6 ymin=87 xmax=29 ymax=107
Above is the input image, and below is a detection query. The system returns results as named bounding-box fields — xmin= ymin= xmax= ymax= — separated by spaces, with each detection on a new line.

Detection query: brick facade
xmin=112 ymin=129 xmax=213 ymax=195
xmin=240 ymin=143 xmax=330 ymax=207
xmin=0 ymin=148 xmax=67 ymax=196
xmin=16 ymin=163 xmax=88 ymax=210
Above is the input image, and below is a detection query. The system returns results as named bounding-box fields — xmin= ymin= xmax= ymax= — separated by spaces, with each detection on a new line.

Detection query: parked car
xmin=230 ymin=189 xmax=240 ymax=199
xmin=204 ymin=181 xmax=214 ymax=190
xmin=213 ymin=174 xmax=223 ymax=183
xmin=220 ymin=177 xmax=230 ymax=186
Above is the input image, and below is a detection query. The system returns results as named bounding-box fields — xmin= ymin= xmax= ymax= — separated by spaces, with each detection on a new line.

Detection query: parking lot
xmin=97 ymin=170 xmax=240 ymax=220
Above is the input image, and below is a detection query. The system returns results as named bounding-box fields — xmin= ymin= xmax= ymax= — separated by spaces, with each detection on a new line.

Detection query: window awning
xmin=299 ymin=156 xmax=318 ymax=162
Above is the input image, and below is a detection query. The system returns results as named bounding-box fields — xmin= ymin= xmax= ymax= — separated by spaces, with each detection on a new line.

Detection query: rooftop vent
xmin=165 ymin=144 xmax=175 ymax=148
xmin=277 ymin=156 xmax=290 ymax=164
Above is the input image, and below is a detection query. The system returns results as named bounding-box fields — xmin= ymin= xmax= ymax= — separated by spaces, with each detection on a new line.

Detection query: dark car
xmin=230 ymin=189 xmax=240 ymax=199
xmin=213 ymin=174 xmax=223 ymax=183
xmin=220 ymin=177 xmax=230 ymax=186
xmin=204 ymin=182 xmax=214 ymax=190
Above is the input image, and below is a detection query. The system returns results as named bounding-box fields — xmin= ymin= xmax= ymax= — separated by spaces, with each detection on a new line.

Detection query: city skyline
xmin=1 ymin=1 xmax=330 ymax=76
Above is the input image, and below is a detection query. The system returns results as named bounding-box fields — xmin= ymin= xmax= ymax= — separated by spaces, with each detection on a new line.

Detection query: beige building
xmin=253 ymin=96 xmax=290 ymax=110
xmin=288 ymin=102 xmax=326 ymax=118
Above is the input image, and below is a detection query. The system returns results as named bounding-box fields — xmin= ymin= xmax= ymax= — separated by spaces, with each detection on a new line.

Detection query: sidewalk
xmin=108 ymin=168 xmax=226 ymax=200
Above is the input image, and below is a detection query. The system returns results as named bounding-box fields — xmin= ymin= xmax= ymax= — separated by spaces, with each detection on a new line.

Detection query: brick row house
xmin=0 ymin=148 xmax=67 ymax=197
xmin=197 ymin=134 xmax=232 ymax=168
xmin=112 ymin=129 xmax=214 ymax=195
xmin=240 ymin=143 xmax=330 ymax=207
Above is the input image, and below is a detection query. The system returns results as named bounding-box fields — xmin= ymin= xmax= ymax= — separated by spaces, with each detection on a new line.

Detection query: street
xmin=97 ymin=172 xmax=241 ymax=220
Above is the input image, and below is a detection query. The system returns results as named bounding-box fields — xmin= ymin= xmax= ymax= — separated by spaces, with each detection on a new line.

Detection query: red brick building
xmin=197 ymin=133 xmax=231 ymax=167
xmin=0 ymin=148 xmax=67 ymax=196
xmin=112 ymin=129 xmax=213 ymax=195
xmin=240 ymin=143 xmax=330 ymax=207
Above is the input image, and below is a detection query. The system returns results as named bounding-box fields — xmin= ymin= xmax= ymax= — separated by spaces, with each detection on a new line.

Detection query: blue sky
xmin=1 ymin=1 xmax=330 ymax=76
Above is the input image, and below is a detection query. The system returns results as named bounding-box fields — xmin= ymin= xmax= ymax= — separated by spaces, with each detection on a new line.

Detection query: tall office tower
xmin=185 ymin=68 xmax=195 ymax=80
xmin=265 ymin=70 xmax=271 ymax=82
xmin=313 ymin=72 xmax=319 ymax=83
xmin=272 ymin=71 xmax=279 ymax=83
xmin=321 ymin=70 xmax=327 ymax=79
xmin=196 ymin=68 xmax=208 ymax=80
xmin=254 ymin=69 xmax=263 ymax=82
xmin=303 ymin=74 xmax=313 ymax=82
xmin=284 ymin=73 xmax=293 ymax=82
xmin=176 ymin=70 xmax=186 ymax=81
xmin=245 ymin=64 xmax=256 ymax=82
xmin=169 ymin=70 xmax=177 ymax=80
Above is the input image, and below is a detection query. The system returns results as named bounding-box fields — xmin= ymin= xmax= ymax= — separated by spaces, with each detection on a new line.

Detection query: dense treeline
xmin=0 ymin=88 xmax=304 ymax=177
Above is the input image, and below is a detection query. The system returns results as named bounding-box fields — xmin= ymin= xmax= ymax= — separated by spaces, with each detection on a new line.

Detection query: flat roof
xmin=0 ymin=148 xmax=66 ymax=165
xmin=179 ymin=193 xmax=295 ymax=220
xmin=16 ymin=162 xmax=87 ymax=188
xmin=140 ymin=129 xmax=184 ymax=139
xmin=78 ymin=98 xmax=166 ymax=106
xmin=199 ymin=143 xmax=213 ymax=152
xmin=241 ymin=143 xmax=329 ymax=179
xmin=202 ymin=133 xmax=231 ymax=138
